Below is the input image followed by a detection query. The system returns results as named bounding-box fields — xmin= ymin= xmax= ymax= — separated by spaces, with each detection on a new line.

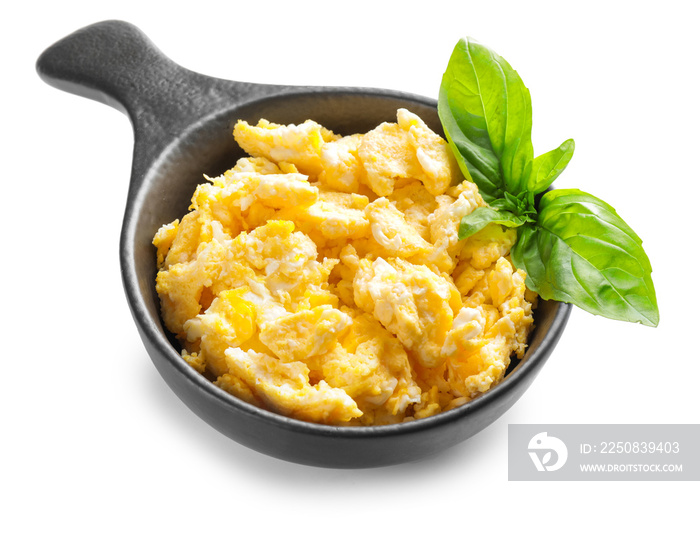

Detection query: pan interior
xmin=126 ymin=89 xmax=558 ymax=391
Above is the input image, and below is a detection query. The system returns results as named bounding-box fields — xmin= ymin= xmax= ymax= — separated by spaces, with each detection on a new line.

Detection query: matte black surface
xmin=36 ymin=20 xmax=572 ymax=468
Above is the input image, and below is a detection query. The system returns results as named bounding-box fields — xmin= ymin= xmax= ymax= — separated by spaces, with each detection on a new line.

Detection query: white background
xmin=4 ymin=0 xmax=698 ymax=536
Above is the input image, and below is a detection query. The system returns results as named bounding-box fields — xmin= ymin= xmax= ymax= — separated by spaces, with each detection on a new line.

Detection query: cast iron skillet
xmin=36 ymin=20 xmax=571 ymax=468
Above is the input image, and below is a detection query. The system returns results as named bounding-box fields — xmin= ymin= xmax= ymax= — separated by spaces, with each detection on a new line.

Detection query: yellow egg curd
xmin=153 ymin=108 xmax=537 ymax=425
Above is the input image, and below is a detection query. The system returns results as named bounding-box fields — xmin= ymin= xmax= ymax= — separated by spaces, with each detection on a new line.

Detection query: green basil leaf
xmin=490 ymin=191 xmax=538 ymax=221
xmin=528 ymin=139 xmax=575 ymax=193
xmin=458 ymin=206 xmax=530 ymax=240
xmin=499 ymin=68 xmax=534 ymax=194
xmin=438 ymin=37 xmax=534 ymax=200
xmin=438 ymin=43 xmax=502 ymax=201
xmin=439 ymin=102 xmax=502 ymax=201
xmin=511 ymin=189 xmax=659 ymax=326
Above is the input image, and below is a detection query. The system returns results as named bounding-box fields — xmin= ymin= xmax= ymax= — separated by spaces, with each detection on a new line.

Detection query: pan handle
xmin=36 ymin=20 xmax=283 ymax=183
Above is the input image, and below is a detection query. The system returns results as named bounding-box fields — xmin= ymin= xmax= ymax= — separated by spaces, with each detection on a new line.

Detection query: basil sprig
xmin=438 ymin=37 xmax=659 ymax=327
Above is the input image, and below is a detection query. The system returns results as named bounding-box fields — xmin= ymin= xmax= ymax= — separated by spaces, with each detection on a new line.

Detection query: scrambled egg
xmin=153 ymin=109 xmax=537 ymax=425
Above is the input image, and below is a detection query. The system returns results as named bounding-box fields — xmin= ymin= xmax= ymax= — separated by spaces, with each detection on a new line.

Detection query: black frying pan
xmin=36 ymin=20 xmax=571 ymax=468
